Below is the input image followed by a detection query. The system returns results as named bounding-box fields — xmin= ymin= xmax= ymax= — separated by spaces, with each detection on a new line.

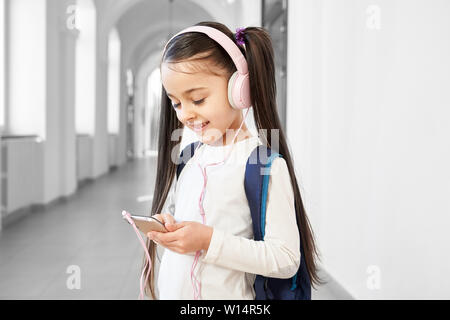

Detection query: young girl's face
xmin=161 ymin=59 xmax=249 ymax=146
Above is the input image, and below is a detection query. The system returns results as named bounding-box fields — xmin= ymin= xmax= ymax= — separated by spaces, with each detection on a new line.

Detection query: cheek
xmin=203 ymin=113 xmax=235 ymax=142
xmin=207 ymin=99 xmax=234 ymax=125
xmin=206 ymin=110 xmax=232 ymax=132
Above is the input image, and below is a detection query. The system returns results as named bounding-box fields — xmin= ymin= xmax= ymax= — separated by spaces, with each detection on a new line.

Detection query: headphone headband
xmin=163 ymin=26 xmax=249 ymax=75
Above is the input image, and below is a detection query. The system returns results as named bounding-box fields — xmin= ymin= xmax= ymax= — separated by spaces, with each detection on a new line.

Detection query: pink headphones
xmin=163 ymin=25 xmax=252 ymax=111
xmin=160 ymin=25 xmax=252 ymax=300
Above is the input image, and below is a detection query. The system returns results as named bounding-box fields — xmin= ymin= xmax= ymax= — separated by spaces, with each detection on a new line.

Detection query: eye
xmin=171 ymin=98 xmax=205 ymax=109
xmin=193 ymin=98 xmax=205 ymax=105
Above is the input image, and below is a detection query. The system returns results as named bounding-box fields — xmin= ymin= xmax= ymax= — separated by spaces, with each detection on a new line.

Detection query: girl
xmin=143 ymin=21 xmax=321 ymax=300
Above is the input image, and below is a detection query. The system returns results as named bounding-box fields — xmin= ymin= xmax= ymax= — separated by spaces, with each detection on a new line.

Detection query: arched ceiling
xmin=95 ymin=0 xmax=240 ymax=37
xmin=94 ymin=0 xmax=247 ymax=74
xmin=93 ymin=0 xmax=261 ymax=108
xmin=116 ymin=0 xmax=215 ymax=71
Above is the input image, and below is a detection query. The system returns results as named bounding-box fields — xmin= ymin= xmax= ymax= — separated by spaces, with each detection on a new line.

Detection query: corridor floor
xmin=0 ymin=157 xmax=336 ymax=299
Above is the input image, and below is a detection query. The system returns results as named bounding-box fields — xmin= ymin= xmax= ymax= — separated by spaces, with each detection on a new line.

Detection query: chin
xmin=197 ymin=132 xmax=216 ymax=144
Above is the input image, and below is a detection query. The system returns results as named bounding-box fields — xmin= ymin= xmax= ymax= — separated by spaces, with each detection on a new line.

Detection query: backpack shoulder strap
xmin=244 ymin=145 xmax=282 ymax=241
xmin=246 ymin=145 xmax=309 ymax=299
xmin=176 ymin=141 xmax=202 ymax=180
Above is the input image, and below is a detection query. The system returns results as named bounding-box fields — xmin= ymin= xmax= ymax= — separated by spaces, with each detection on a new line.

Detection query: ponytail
xmin=242 ymin=27 xmax=324 ymax=287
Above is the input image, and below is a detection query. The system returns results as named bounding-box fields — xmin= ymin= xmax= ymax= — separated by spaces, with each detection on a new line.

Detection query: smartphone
xmin=124 ymin=214 xmax=168 ymax=234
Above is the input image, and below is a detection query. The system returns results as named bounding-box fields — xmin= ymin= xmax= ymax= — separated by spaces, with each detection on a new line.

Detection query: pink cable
xmin=122 ymin=108 xmax=251 ymax=300
xmin=122 ymin=210 xmax=152 ymax=300
xmin=190 ymin=108 xmax=251 ymax=300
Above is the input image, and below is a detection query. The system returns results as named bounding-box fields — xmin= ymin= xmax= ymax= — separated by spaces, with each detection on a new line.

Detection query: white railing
xmin=1 ymin=136 xmax=44 ymax=215
xmin=108 ymin=134 xmax=118 ymax=168
xmin=76 ymin=134 xmax=93 ymax=181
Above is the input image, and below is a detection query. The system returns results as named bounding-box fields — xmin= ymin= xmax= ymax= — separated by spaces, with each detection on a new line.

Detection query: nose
xmin=177 ymin=103 xmax=196 ymax=124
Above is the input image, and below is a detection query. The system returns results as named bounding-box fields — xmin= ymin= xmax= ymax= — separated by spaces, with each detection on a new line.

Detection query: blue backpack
xmin=176 ymin=141 xmax=311 ymax=300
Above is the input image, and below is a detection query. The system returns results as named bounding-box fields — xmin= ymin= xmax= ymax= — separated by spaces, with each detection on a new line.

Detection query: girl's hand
xmin=147 ymin=221 xmax=213 ymax=255
xmin=152 ymin=213 xmax=177 ymax=228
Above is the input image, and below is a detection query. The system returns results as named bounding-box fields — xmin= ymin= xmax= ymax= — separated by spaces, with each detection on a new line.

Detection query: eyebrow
xmin=166 ymin=87 xmax=208 ymax=99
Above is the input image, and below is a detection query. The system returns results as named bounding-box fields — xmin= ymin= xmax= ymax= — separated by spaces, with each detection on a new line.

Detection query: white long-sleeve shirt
xmin=156 ymin=135 xmax=300 ymax=300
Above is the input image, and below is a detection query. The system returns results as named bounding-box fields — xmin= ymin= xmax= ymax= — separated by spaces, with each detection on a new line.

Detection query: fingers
xmin=165 ymin=221 xmax=184 ymax=232
xmin=147 ymin=229 xmax=179 ymax=244
xmin=153 ymin=213 xmax=176 ymax=226
xmin=146 ymin=219 xmax=187 ymax=243
xmin=147 ymin=236 xmax=183 ymax=253
xmin=146 ymin=223 xmax=194 ymax=255
xmin=152 ymin=214 xmax=164 ymax=224
xmin=159 ymin=213 xmax=179 ymax=231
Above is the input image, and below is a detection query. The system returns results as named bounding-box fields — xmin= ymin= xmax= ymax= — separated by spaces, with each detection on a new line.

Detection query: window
xmin=145 ymin=68 xmax=162 ymax=151
xmin=8 ymin=0 xmax=46 ymax=137
xmin=0 ymin=0 xmax=5 ymax=130
xmin=75 ymin=0 xmax=96 ymax=135
xmin=262 ymin=0 xmax=288 ymax=132
xmin=107 ymin=28 xmax=120 ymax=135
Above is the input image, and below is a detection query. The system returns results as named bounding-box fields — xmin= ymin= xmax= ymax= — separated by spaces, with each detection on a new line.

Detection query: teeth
xmin=193 ymin=122 xmax=208 ymax=129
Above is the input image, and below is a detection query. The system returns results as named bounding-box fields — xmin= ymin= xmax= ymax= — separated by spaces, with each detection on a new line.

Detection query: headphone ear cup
xmin=228 ymin=71 xmax=251 ymax=110
xmin=228 ymin=71 xmax=239 ymax=109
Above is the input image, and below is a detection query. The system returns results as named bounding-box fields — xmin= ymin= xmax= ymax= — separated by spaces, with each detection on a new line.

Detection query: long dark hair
xmin=143 ymin=21 xmax=323 ymax=299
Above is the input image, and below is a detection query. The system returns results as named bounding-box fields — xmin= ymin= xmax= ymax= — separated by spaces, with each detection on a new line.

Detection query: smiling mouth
xmin=190 ymin=121 xmax=210 ymax=131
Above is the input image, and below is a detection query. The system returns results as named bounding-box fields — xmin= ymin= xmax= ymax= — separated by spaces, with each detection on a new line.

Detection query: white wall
xmin=287 ymin=0 xmax=450 ymax=299
xmin=59 ymin=0 xmax=78 ymax=197
xmin=44 ymin=0 xmax=78 ymax=203
xmin=92 ymin=1 xmax=111 ymax=178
